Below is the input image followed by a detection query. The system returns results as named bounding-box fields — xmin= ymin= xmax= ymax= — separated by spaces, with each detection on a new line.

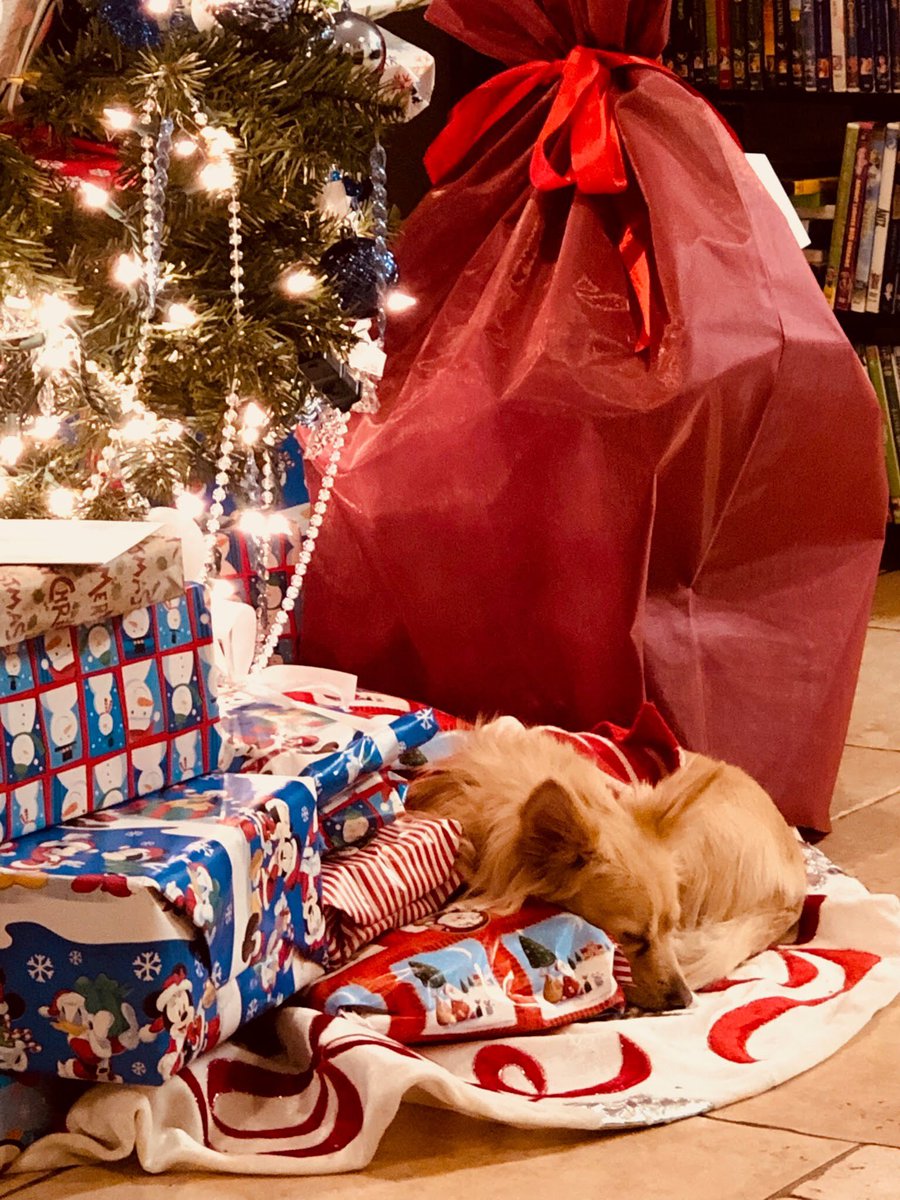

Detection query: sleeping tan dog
xmin=406 ymin=721 xmax=807 ymax=1011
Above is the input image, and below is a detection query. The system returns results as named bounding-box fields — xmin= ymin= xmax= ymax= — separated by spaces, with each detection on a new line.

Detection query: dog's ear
xmin=519 ymin=779 xmax=596 ymax=871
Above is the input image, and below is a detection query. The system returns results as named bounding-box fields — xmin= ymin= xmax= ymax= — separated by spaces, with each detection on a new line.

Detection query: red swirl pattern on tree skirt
xmin=707 ymin=948 xmax=882 ymax=1065
xmin=472 ymin=1034 xmax=651 ymax=1099
xmin=183 ymin=1014 xmax=423 ymax=1158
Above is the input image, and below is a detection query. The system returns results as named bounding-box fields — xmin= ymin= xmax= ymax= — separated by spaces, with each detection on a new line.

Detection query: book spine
xmin=732 ymin=0 xmax=749 ymax=85
xmin=831 ymin=0 xmax=848 ymax=86
xmin=867 ymin=123 xmax=898 ymax=310
xmin=858 ymin=0 xmax=875 ymax=89
xmin=764 ymin=0 xmax=777 ymax=76
xmin=881 ymin=179 xmax=900 ymax=310
xmin=880 ymin=345 xmax=900 ymax=480
xmin=672 ymin=0 xmax=693 ymax=79
xmin=775 ymin=0 xmax=792 ymax=82
xmin=800 ymin=0 xmax=819 ymax=87
xmin=846 ymin=0 xmax=861 ymax=87
xmin=890 ymin=351 xmax=900 ymax=501
xmin=825 ymin=123 xmax=862 ymax=306
xmin=836 ymin=123 xmax=874 ymax=310
xmin=889 ymin=0 xmax=900 ymax=88
xmin=865 ymin=346 xmax=900 ymax=524
xmin=790 ymin=0 xmax=805 ymax=82
xmin=717 ymin=0 xmax=734 ymax=85
xmin=873 ymin=0 xmax=891 ymax=89
xmin=851 ymin=125 xmax=886 ymax=311
xmin=710 ymin=0 xmax=724 ymax=81
xmin=747 ymin=0 xmax=765 ymax=84
xmin=814 ymin=0 xmax=834 ymax=86
xmin=692 ymin=0 xmax=709 ymax=78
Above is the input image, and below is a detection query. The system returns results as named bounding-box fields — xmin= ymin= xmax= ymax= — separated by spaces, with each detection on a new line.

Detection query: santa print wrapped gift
xmin=0 ymin=579 xmax=227 ymax=841
xmin=300 ymin=0 xmax=888 ymax=836
xmin=0 ymin=773 xmax=325 ymax=1085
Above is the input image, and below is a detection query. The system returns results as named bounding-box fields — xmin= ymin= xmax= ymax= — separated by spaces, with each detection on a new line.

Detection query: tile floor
xmin=6 ymin=575 xmax=900 ymax=1200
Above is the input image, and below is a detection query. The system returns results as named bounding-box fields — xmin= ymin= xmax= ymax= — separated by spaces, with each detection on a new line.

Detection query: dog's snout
xmin=662 ymin=979 xmax=693 ymax=1011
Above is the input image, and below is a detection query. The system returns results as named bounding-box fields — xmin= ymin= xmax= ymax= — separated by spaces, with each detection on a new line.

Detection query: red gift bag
xmin=301 ymin=0 xmax=886 ymax=834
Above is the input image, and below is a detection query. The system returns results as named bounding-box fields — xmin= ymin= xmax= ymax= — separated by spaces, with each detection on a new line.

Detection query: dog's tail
xmin=675 ymin=906 xmax=803 ymax=991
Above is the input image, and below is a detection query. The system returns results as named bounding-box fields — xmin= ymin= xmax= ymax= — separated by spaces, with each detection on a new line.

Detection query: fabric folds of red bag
xmin=300 ymin=0 xmax=887 ymax=834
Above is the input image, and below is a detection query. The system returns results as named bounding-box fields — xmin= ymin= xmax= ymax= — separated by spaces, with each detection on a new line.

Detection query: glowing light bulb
xmin=241 ymin=401 xmax=268 ymax=430
xmin=78 ymin=181 xmax=111 ymax=210
xmin=198 ymin=159 xmax=237 ymax=193
xmin=173 ymin=135 xmax=198 ymax=158
xmin=144 ymin=0 xmax=173 ymax=14
xmin=175 ymin=491 xmax=206 ymax=519
xmin=119 ymin=414 xmax=156 ymax=442
xmin=165 ymin=303 xmax=198 ymax=329
xmin=47 ymin=487 xmax=77 ymax=518
xmin=36 ymin=332 xmax=78 ymax=372
xmin=111 ymin=252 xmax=143 ymax=287
xmin=237 ymin=509 xmax=268 ymax=537
xmin=31 ymin=414 xmax=62 ymax=441
xmin=201 ymin=126 xmax=237 ymax=155
xmin=281 ymin=268 xmax=319 ymax=298
xmin=35 ymin=295 xmax=74 ymax=330
xmin=0 ymin=435 xmax=24 ymax=466
xmin=267 ymin=512 xmax=291 ymax=536
xmin=103 ymin=106 xmax=134 ymax=133
xmin=384 ymin=289 xmax=417 ymax=314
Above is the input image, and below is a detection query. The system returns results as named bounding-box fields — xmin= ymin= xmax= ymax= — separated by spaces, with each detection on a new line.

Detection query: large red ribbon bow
xmin=425 ymin=46 xmax=739 ymax=352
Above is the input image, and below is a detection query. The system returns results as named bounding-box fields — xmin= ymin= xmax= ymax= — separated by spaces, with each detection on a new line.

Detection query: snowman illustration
xmin=94 ymin=755 xmax=125 ymax=810
xmin=132 ymin=741 xmax=166 ymax=796
xmin=161 ymin=598 xmax=185 ymax=646
xmin=2 ymin=646 xmax=26 ymax=691
xmin=55 ymin=766 xmax=89 ymax=823
xmin=86 ymin=675 xmax=119 ymax=751
xmin=85 ymin=622 xmax=114 ymax=667
xmin=172 ymin=730 xmax=199 ymax=781
xmin=163 ymin=653 xmax=198 ymax=727
xmin=121 ymin=608 xmax=153 ymax=656
xmin=41 ymin=629 xmax=76 ymax=680
xmin=12 ymin=782 xmax=42 ymax=836
xmin=1 ymin=698 xmax=41 ymax=779
xmin=43 ymin=683 xmax=81 ymax=765
xmin=123 ymin=664 xmax=157 ymax=738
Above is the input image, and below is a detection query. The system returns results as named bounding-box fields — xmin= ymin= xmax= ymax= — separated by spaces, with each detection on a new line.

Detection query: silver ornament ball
xmin=332 ymin=5 xmax=386 ymax=74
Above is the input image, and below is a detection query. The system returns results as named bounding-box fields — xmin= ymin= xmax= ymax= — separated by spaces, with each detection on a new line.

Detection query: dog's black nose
xmin=663 ymin=980 xmax=693 ymax=1010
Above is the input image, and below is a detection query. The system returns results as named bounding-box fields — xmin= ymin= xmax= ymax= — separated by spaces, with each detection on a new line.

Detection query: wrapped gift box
xmin=212 ymin=507 xmax=308 ymax=665
xmin=0 ymin=521 xmax=184 ymax=648
xmin=0 ymin=582 xmax=226 ymax=841
xmin=219 ymin=684 xmax=442 ymax=800
xmin=0 ymin=772 xmax=325 ymax=1085
xmin=0 ymin=1070 xmax=79 ymax=1168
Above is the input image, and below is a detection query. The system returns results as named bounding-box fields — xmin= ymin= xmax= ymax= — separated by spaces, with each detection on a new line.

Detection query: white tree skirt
xmin=13 ymin=848 xmax=900 ymax=1176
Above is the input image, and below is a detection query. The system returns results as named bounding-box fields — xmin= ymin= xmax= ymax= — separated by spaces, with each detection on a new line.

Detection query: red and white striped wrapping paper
xmin=321 ymin=815 xmax=464 ymax=965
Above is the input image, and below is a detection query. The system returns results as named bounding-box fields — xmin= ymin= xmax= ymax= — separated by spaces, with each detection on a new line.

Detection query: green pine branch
xmin=0 ymin=0 xmax=405 ymax=517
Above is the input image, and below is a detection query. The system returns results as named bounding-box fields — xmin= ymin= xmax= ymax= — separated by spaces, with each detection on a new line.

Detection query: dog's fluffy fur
xmin=406 ymin=721 xmax=807 ymax=1011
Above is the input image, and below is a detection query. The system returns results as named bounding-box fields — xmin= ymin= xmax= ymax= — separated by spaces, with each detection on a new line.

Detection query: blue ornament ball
xmin=320 ymin=236 xmax=398 ymax=319
xmin=98 ymin=0 xmax=160 ymax=46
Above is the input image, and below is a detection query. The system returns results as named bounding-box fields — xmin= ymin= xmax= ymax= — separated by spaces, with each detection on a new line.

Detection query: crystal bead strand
xmin=82 ymin=83 xmax=165 ymax=509
xmin=201 ymin=184 xmax=244 ymax=575
xmin=252 ymin=410 xmax=349 ymax=671
xmin=369 ymin=139 xmax=388 ymax=345
xmin=253 ymin=436 xmax=276 ymax=649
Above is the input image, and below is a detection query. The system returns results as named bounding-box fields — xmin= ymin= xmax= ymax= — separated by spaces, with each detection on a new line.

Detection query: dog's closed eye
xmin=618 ymin=931 xmax=652 ymax=957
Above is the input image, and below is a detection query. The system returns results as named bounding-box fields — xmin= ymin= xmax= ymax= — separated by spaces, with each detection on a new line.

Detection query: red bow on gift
xmin=425 ymin=47 xmax=739 ymax=353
